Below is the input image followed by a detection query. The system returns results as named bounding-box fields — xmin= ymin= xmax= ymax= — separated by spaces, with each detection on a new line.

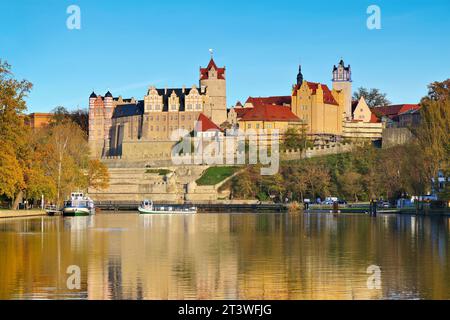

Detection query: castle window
xmin=156 ymin=126 xmax=159 ymax=131
xmin=162 ymin=116 xmax=166 ymax=121
xmin=150 ymin=126 xmax=153 ymax=131
xmin=156 ymin=116 xmax=159 ymax=121
xmin=150 ymin=116 xmax=153 ymax=121
xmin=187 ymin=104 xmax=192 ymax=110
xmin=181 ymin=115 xmax=185 ymax=121
xmin=247 ymin=124 xmax=251 ymax=129
xmin=196 ymin=104 xmax=201 ymax=110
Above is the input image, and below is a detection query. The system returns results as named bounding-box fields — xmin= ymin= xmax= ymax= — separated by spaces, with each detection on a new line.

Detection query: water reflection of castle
xmin=2 ymin=215 xmax=449 ymax=299
xmin=84 ymin=214 xmax=385 ymax=300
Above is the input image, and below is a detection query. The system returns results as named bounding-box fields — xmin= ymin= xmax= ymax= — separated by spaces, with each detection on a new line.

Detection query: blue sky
xmin=1 ymin=0 xmax=449 ymax=113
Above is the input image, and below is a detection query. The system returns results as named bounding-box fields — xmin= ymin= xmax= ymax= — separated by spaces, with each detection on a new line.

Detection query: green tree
xmin=283 ymin=126 xmax=309 ymax=151
xmin=353 ymin=87 xmax=390 ymax=108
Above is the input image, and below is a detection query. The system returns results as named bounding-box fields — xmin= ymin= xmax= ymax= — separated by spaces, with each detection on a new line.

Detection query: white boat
xmin=138 ymin=200 xmax=197 ymax=214
xmin=62 ymin=192 xmax=95 ymax=216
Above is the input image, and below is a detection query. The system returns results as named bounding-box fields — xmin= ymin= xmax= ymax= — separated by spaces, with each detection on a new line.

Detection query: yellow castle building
xmin=227 ymin=59 xmax=383 ymax=143
xmin=291 ymin=61 xmax=351 ymax=137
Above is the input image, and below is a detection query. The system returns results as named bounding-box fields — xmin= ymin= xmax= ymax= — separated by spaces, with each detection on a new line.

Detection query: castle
xmin=228 ymin=59 xmax=383 ymax=142
xmin=290 ymin=59 xmax=351 ymax=136
xmin=88 ymin=58 xmax=227 ymax=159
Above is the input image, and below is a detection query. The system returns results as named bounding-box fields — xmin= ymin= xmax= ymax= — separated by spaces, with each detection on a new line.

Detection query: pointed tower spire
xmin=296 ymin=65 xmax=303 ymax=85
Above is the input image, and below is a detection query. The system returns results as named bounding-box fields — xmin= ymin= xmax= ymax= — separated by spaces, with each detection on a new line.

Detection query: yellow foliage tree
xmin=0 ymin=60 xmax=33 ymax=208
xmin=88 ymin=159 xmax=110 ymax=191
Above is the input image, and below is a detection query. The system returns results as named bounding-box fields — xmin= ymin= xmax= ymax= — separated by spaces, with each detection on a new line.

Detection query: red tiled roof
xmin=246 ymin=96 xmax=292 ymax=106
xmin=200 ymin=58 xmax=225 ymax=80
xmin=292 ymin=82 xmax=339 ymax=106
xmin=234 ymin=108 xmax=250 ymax=118
xmin=371 ymin=104 xmax=420 ymax=119
xmin=370 ymin=112 xmax=381 ymax=123
xmin=240 ymin=104 xmax=300 ymax=122
xmin=195 ymin=113 xmax=221 ymax=132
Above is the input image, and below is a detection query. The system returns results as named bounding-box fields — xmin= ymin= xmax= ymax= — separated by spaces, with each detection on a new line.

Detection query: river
xmin=0 ymin=212 xmax=449 ymax=299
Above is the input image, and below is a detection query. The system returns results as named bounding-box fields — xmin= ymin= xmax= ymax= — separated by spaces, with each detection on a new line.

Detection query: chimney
xmin=182 ymin=85 xmax=186 ymax=94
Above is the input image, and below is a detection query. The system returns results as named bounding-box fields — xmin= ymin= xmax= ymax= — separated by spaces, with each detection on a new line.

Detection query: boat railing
xmin=65 ymin=200 xmax=90 ymax=208
xmin=45 ymin=204 xmax=59 ymax=211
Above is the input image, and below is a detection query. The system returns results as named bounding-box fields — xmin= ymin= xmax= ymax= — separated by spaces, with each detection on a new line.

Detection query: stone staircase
xmin=88 ymin=165 xmax=211 ymax=203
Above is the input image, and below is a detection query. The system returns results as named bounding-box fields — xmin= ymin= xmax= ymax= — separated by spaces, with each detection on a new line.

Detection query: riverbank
xmin=0 ymin=209 xmax=46 ymax=219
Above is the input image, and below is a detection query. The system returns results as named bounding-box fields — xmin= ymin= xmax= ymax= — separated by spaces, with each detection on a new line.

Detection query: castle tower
xmin=332 ymin=59 xmax=352 ymax=120
xmin=103 ymin=90 xmax=114 ymax=157
xmin=199 ymin=57 xmax=227 ymax=125
xmin=88 ymin=91 xmax=99 ymax=158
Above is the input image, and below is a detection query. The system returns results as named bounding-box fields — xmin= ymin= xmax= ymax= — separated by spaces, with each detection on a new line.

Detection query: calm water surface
xmin=0 ymin=212 xmax=449 ymax=299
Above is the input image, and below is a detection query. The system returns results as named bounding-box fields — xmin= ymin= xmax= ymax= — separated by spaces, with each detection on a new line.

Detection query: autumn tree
xmin=416 ymin=79 xmax=450 ymax=195
xmin=50 ymin=106 xmax=89 ymax=135
xmin=283 ymin=166 xmax=308 ymax=202
xmin=88 ymin=159 xmax=110 ymax=191
xmin=0 ymin=60 xmax=32 ymax=208
xmin=45 ymin=122 xmax=89 ymax=205
xmin=338 ymin=171 xmax=363 ymax=202
xmin=302 ymin=162 xmax=331 ymax=199
xmin=35 ymin=121 xmax=110 ymax=205
xmin=231 ymin=169 xmax=255 ymax=199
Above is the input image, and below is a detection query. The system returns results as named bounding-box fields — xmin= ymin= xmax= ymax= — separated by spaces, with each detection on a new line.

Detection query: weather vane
xmin=209 ymin=48 xmax=214 ymax=58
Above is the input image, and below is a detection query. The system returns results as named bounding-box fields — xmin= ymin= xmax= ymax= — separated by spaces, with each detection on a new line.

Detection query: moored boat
xmin=62 ymin=192 xmax=95 ymax=216
xmin=138 ymin=200 xmax=197 ymax=214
